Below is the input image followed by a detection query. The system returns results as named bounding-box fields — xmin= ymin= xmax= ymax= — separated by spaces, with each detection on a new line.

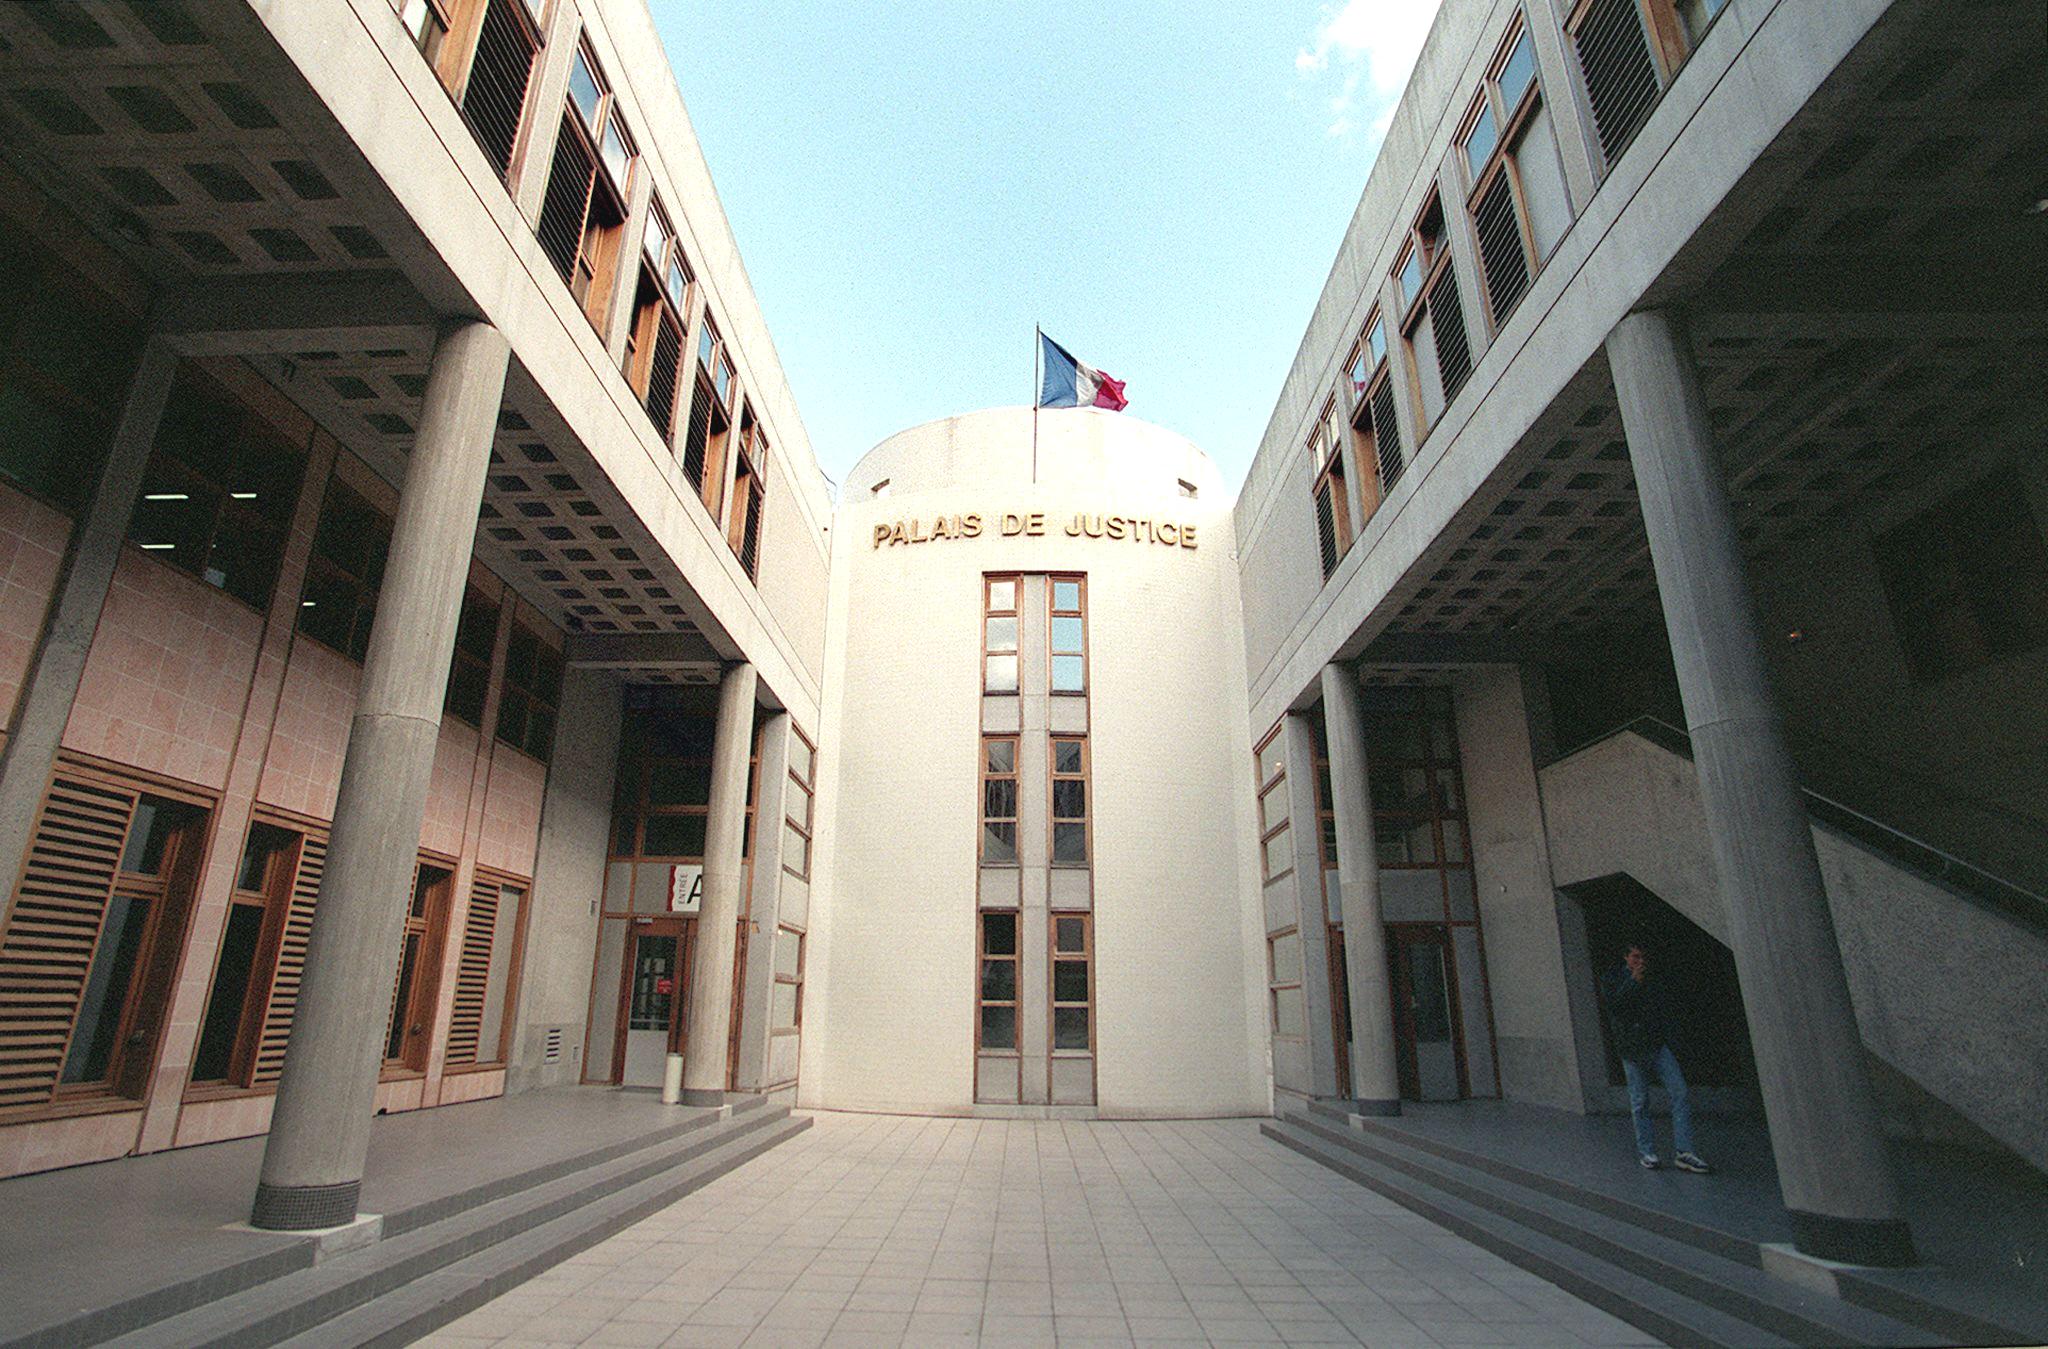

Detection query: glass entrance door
xmin=1389 ymin=924 xmax=1460 ymax=1100
xmin=617 ymin=918 xmax=691 ymax=1087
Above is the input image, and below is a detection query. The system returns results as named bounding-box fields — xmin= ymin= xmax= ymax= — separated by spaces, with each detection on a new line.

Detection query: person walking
xmin=1603 ymin=941 xmax=1712 ymax=1173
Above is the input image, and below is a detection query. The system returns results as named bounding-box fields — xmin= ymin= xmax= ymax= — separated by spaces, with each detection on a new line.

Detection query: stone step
xmin=1265 ymin=1114 xmax=1928 ymax=1349
xmin=279 ymin=1114 xmax=812 ymax=1349
xmin=1303 ymin=1099 xmax=2043 ymax=1347
xmin=97 ymin=1106 xmax=807 ymax=1349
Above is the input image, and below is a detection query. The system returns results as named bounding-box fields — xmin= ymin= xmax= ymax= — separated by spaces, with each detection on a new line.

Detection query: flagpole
xmin=1031 ymin=324 xmax=1040 ymax=486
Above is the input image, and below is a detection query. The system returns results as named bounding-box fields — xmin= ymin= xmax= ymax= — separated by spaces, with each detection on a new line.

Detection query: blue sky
xmin=655 ymin=1 xmax=1442 ymax=492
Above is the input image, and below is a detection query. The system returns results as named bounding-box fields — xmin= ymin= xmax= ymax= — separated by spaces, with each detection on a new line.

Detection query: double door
xmin=614 ymin=917 xmax=695 ymax=1087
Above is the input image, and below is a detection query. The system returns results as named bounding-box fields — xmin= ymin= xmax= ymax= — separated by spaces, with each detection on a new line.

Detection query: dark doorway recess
xmin=1571 ymin=874 xmax=1758 ymax=1092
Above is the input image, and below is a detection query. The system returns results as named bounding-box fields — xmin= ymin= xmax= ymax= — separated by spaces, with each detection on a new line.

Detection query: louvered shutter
xmin=1370 ymin=382 xmax=1405 ymax=492
xmin=445 ymin=875 xmax=498 ymax=1066
xmin=459 ymin=0 xmax=537 ymax=181
xmin=1314 ymin=483 xmax=1340 ymax=580
xmin=1472 ymin=174 xmax=1531 ymax=323
xmin=253 ymin=829 xmax=325 ymax=1085
xmin=682 ymin=381 xmax=713 ymax=490
xmin=0 ymin=777 xmax=137 ymax=1109
xmin=645 ymin=313 xmax=683 ymax=440
xmin=1573 ymin=0 xmax=1664 ymax=167
xmin=740 ymin=484 xmax=763 ymax=579
xmin=535 ymin=120 xmax=596 ymax=285
xmin=1428 ymin=273 xmax=1474 ymax=405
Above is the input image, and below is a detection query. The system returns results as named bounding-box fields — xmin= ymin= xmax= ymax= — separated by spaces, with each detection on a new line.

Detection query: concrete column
xmin=1607 ymin=308 xmax=1913 ymax=1267
xmin=1320 ymin=664 xmax=1402 ymax=1115
xmin=680 ymin=661 xmax=757 ymax=1104
xmin=0 ymin=338 xmax=175 ymax=936
xmin=251 ymin=320 xmax=509 ymax=1231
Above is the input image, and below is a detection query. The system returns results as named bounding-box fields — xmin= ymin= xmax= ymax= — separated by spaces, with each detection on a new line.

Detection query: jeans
xmin=1622 ymin=1044 xmax=1694 ymax=1158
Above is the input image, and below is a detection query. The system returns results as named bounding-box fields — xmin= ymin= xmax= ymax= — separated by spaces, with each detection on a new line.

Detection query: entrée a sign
xmin=871 ymin=512 xmax=1198 ymax=551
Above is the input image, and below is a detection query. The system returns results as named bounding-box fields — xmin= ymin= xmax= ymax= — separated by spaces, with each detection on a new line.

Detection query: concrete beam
xmin=156 ymin=271 xmax=441 ymax=356
xmin=564 ymin=630 xmax=722 ymax=670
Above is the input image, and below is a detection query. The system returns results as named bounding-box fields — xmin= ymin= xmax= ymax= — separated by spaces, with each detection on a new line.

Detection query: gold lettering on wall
xmin=874 ymin=508 xmax=1197 ymax=551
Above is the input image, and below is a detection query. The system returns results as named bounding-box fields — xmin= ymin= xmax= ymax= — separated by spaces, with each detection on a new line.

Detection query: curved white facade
xmin=805 ymin=408 xmax=1269 ymax=1116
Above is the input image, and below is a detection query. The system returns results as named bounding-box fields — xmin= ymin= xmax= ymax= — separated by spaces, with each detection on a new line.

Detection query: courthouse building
xmin=0 ymin=0 xmax=2041 ymax=1287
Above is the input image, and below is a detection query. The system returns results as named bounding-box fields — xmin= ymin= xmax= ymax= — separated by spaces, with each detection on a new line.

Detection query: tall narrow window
xmin=624 ymin=199 xmax=693 ymax=445
xmin=977 ymin=911 xmax=1018 ymax=1053
xmin=1346 ymin=312 xmax=1402 ymax=523
xmin=495 ymin=617 xmax=564 ymax=761
xmin=771 ymin=925 xmax=804 ymax=1037
xmin=445 ymin=872 xmax=526 ymax=1068
xmin=385 ymin=859 xmax=453 ymax=1072
xmin=981 ymin=735 xmax=1018 ymax=864
xmin=1050 ymin=736 xmax=1089 ymax=866
xmin=443 ymin=585 xmax=500 ymax=727
xmin=1309 ymin=397 xmax=1352 ymax=579
xmin=1255 ymin=721 xmax=1293 ymax=882
xmin=190 ymin=822 xmax=299 ymax=1086
xmin=1049 ymin=575 xmax=1086 ymax=693
xmin=681 ymin=316 xmax=735 ymax=520
xmin=727 ymin=404 xmax=767 ymax=580
xmin=298 ymin=477 xmax=393 ymax=663
xmin=983 ymin=575 xmax=1019 ymax=694
xmin=536 ymin=43 xmax=635 ymax=331
xmin=0 ymin=776 xmax=211 ymax=1111
xmin=129 ymin=362 xmax=306 ymax=610
xmin=1458 ymin=17 xmax=1573 ymax=329
xmin=1267 ymin=926 xmax=1305 ymax=1039
xmin=1051 ymin=914 xmax=1093 ymax=1051
xmin=448 ymin=0 xmax=542 ymax=182
xmin=783 ymin=728 xmax=815 ymax=881
xmin=1396 ymin=194 xmax=1472 ymax=435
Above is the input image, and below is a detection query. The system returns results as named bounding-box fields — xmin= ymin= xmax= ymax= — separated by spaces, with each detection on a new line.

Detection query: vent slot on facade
xmin=543 ymin=1026 xmax=564 ymax=1063
xmin=1573 ymin=0 xmax=1664 ymax=167
xmin=645 ymin=313 xmax=682 ymax=437
xmin=1473 ymin=174 xmax=1531 ymax=324
xmin=1314 ymin=480 xmax=1341 ymax=579
xmin=535 ymin=119 xmax=596 ymax=285
xmin=1369 ymin=382 xmax=1405 ymax=493
xmin=1428 ymin=272 xmax=1473 ymax=407
xmin=682 ymin=382 xmax=713 ymax=490
xmin=461 ymin=0 xmax=539 ymax=182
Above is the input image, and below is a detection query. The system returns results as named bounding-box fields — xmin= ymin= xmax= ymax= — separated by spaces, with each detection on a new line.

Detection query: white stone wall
xmin=805 ymin=408 xmax=1269 ymax=1117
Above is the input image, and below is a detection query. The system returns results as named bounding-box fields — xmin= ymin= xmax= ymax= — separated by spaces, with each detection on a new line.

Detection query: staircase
xmin=1539 ymin=719 xmax=2048 ymax=1176
xmin=17 ymin=1099 xmax=808 ymax=1349
xmin=1265 ymin=1100 xmax=2037 ymax=1349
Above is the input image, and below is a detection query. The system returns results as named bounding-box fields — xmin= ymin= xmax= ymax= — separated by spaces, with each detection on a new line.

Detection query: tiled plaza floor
xmin=432 ymin=1112 xmax=1668 ymax=1348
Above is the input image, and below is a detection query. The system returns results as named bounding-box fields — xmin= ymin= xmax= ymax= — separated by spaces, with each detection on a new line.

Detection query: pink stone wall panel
xmin=421 ymin=720 xmax=481 ymax=859
xmin=477 ymin=744 xmax=546 ymax=878
xmin=0 ymin=484 xmax=71 ymax=727
xmin=256 ymin=638 xmax=360 ymax=821
xmin=435 ymin=1067 xmax=506 ymax=1106
xmin=62 ymin=553 xmax=262 ymax=790
xmin=373 ymin=1076 xmax=426 ymax=1115
xmin=0 ymin=1109 xmax=142 ymax=1179
xmin=171 ymin=1093 xmax=277 ymax=1148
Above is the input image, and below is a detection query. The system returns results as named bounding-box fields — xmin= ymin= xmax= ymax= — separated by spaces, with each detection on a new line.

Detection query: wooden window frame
xmin=444 ymin=866 xmax=533 ymax=1072
xmin=1048 ymin=734 xmax=1090 ymax=869
xmin=682 ymin=316 xmax=736 ymax=520
xmin=1344 ymin=313 xmax=1395 ymax=525
xmin=727 ymin=403 xmax=767 ymax=580
xmin=382 ymin=854 xmax=456 ymax=1077
xmin=1047 ymin=572 xmax=1088 ymax=696
xmin=1456 ymin=15 xmax=1550 ymax=331
xmin=782 ymin=725 xmax=815 ymax=882
xmin=187 ymin=820 xmax=304 ymax=1092
xmin=1267 ymin=925 xmax=1305 ymax=1041
xmin=980 ymin=733 xmax=1020 ymax=866
xmin=624 ymin=198 xmax=695 ymax=446
xmin=1309 ymin=395 xmax=1353 ymax=579
xmin=549 ymin=40 xmax=635 ymax=332
xmin=982 ymin=573 xmax=1021 ymax=696
xmin=770 ymin=923 xmax=804 ymax=1036
xmin=1049 ymin=911 xmax=1095 ymax=1057
xmin=129 ymin=361 xmax=306 ymax=613
xmin=297 ymin=476 xmax=393 ymax=665
xmin=494 ymin=614 xmax=564 ymax=762
xmin=1394 ymin=191 xmax=1471 ymax=436
xmin=1255 ymin=721 xmax=1294 ymax=884
xmin=975 ymin=909 xmax=1021 ymax=1061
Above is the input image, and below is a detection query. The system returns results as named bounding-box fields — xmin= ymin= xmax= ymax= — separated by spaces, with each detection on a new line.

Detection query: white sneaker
xmin=1673 ymin=1152 xmax=1712 ymax=1174
xmin=1639 ymin=1154 xmax=1662 ymax=1170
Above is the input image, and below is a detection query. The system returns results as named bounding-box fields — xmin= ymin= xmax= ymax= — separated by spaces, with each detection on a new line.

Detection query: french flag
xmin=1037 ymin=331 xmax=1128 ymax=412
